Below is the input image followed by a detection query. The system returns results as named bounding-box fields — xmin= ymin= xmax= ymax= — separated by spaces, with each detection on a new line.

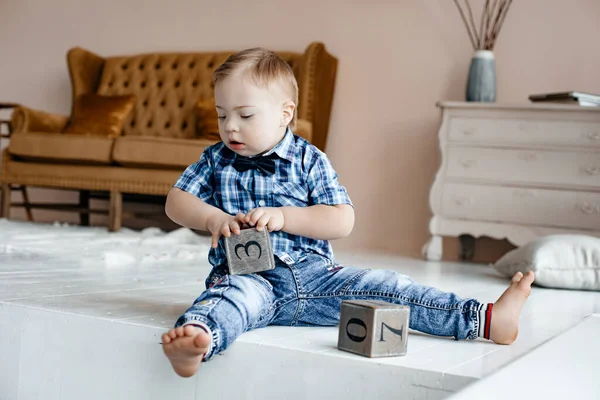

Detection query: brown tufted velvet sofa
xmin=0 ymin=42 xmax=338 ymax=231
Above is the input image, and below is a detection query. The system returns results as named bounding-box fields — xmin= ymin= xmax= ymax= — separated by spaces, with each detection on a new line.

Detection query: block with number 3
xmin=224 ymin=228 xmax=276 ymax=275
xmin=337 ymin=300 xmax=410 ymax=358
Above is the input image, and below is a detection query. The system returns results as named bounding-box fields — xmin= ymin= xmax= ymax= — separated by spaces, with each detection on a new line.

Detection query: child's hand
xmin=206 ymin=212 xmax=246 ymax=248
xmin=244 ymin=207 xmax=285 ymax=232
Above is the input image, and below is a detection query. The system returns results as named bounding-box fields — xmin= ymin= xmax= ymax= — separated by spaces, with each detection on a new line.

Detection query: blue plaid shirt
xmin=174 ymin=128 xmax=353 ymax=268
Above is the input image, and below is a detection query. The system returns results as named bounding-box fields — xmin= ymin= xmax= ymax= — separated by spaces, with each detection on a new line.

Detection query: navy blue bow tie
xmin=232 ymin=153 xmax=278 ymax=175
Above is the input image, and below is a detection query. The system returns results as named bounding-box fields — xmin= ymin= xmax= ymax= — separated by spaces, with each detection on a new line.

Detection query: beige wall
xmin=1 ymin=0 xmax=599 ymax=261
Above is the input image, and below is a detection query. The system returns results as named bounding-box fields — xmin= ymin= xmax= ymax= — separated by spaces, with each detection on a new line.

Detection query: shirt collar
xmin=264 ymin=127 xmax=295 ymax=162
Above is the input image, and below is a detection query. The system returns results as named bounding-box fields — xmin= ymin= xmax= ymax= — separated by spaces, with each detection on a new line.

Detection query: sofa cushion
xmin=112 ymin=136 xmax=216 ymax=169
xmin=63 ymin=93 xmax=136 ymax=138
xmin=8 ymin=132 xmax=114 ymax=164
xmin=194 ymin=99 xmax=220 ymax=141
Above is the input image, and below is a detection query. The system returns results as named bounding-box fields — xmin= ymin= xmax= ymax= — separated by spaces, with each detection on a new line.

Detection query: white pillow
xmin=494 ymin=234 xmax=600 ymax=291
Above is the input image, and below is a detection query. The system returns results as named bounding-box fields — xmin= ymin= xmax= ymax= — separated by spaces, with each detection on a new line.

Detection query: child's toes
xmin=184 ymin=325 xmax=199 ymax=336
xmin=193 ymin=332 xmax=211 ymax=349
xmin=511 ymin=272 xmax=524 ymax=283
xmin=519 ymin=271 xmax=535 ymax=287
xmin=162 ymin=333 xmax=172 ymax=344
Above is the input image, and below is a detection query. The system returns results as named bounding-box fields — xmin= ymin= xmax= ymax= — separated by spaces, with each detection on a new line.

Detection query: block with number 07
xmin=337 ymin=300 xmax=410 ymax=358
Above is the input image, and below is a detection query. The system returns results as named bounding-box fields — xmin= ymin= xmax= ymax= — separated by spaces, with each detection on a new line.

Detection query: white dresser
xmin=423 ymin=102 xmax=600 ymax=261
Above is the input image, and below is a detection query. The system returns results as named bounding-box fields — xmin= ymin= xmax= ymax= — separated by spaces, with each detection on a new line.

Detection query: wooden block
xmin=224 ymin=228 xmax=275 ymax=275
xmin=337 ymin=300 xmax=410 ymax=358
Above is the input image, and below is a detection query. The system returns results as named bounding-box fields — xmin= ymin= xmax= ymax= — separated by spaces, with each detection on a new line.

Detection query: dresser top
xmin=438 ymin=101 xmax=600 ymax=112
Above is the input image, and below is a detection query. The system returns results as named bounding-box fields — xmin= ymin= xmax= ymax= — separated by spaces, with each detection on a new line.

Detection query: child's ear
xmin=281 ymin=101 xmax=295 ymax=127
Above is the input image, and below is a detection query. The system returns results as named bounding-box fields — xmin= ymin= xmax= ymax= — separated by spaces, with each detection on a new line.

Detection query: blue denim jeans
xmin=175 ymin=254 xmax=482 ymax=361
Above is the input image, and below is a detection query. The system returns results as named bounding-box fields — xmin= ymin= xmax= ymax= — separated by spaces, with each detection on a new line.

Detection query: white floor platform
xmin=1 ymin=219 xmax=599 ymax=400
xmin=448 ymin=314 xmax=600 ymax=400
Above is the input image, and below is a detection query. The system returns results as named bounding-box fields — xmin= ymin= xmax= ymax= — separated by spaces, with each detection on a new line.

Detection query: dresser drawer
xmin=446 ymin=147 xmax=600 ymax=188
xmin=441 ymin=183 xmax=600 ymax=230
xmin=448 ymin=117 xmax=600 ymax=148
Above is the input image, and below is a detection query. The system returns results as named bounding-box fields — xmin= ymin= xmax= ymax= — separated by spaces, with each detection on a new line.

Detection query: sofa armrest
xmin=295 ymin=119 xmax=313 ymax=143
xmin=297 ymin=42 xmax=338 ymax=152
xmin=11 ymin=106 xmax=69 ymax=134
xmin=0 ymin=103 xmax=20 ymax=138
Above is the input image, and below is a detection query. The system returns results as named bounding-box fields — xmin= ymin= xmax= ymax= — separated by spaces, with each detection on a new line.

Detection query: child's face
xmin=214 ymin=71 xmax=294 ymax=157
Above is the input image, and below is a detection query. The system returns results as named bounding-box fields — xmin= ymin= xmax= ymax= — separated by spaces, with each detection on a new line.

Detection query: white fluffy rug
xmin=0 ymin=219 xmax=212 ymax=269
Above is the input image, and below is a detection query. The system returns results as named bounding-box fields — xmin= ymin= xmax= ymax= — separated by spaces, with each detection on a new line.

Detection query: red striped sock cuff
xmin=477 ymin=303 xmax=494 ymax=340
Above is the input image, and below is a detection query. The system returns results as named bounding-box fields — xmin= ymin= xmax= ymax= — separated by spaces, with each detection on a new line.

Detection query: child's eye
xmin=217 ymin=115 xmax=225 ymax=120
xmin=241 ymin=115 xmax=253 ymax=119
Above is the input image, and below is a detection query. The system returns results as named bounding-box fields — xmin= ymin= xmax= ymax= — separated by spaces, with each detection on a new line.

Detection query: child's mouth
xmin=230 ymin=140 xmax=245 ymax=149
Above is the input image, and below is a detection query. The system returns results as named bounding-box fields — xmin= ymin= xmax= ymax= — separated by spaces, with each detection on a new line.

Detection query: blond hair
xmin=212 ymin=47 xmax=298 ymax=129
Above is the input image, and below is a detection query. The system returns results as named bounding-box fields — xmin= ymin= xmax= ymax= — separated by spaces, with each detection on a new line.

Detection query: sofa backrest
xmin=97 ymin=52 xmax=240 ymax=139
xmin=67 ymin=43 xmax=337 ymax=151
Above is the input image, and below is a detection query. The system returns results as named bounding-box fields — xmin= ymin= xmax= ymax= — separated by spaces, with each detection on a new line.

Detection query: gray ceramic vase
xmin=466 ymin=50 xmax=496 ymax=102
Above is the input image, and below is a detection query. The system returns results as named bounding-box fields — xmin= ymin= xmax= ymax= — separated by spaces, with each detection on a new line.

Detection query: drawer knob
xmin=585 ymin=132 xmax=600 ymax=141
xmin=584 ymin=165 xmax=600 ymax=176
xmin=518 ymin=122 xmax=540 ymax=132
xmin=454 ymin=196 xmax=472 ymax=206
xmin=518 ymin=122 xmax=528 ymax=132
xmin=578 ymin=202 xmax=600 ymax=215
xmin=460 ymin=159 xmax=475 ymax=168
xmin=518 ymin=152 xmax=538 ymax=162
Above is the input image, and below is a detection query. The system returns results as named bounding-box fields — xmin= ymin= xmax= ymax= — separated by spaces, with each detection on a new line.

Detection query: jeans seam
xmin=290 ymin=299 xmax=305 ymax=326
xmin=302 ymin=289 xmax=464 ymax=312
xmin=288 ymin=265 xmax=304 ymax=324
xmin=294 ymin=269 xmax=369 ymax=299
xmin=340 ymin=269 xmax=370 ymax=294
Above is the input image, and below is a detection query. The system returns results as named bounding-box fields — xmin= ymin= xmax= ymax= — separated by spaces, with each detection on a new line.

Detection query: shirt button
xmin=258 ymin=200 xmax=266 ymax=207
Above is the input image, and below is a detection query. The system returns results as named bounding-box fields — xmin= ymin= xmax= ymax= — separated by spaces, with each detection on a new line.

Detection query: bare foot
xmin=490 ymin=271 xmax=535 ymax=345
xmin=162 ymin=325 xmax=211 ymax=377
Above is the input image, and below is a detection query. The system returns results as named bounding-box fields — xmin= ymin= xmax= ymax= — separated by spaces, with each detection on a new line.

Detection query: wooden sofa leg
xmin=1 ymin=184 xmax=10 ymax=219
xmin=20 ymin=186 xmax=34 ymax=222
xmin=79 ymin=190 xmax=90 ymax=226
xmin=109 ymin=191 xmax=122 ymax=232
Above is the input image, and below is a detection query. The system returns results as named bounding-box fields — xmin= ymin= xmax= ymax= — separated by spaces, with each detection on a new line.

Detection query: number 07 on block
xmin=337 ymin=300 xmax=410 ymax=358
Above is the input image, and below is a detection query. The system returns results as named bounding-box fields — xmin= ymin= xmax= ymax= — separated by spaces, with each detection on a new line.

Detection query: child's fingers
xmin=255 ymin=214 xmax=270 ymax=231
xmin=249 ymin=209 xmax=264 ymax=226
xmin=244 ymin=209 xmax=256 ymax=223
xmin=235 ymin=213 xmax=246 ymax=224
xmin=243 ymin=209 xmax=254 ymax=223
xmin=230 ymin=220 xmax=242 ymax=235
xmin=221 ymin=224 xmax=231 ymax=238
xmin=211 ymin=230 xmax=220 ymax=248
xmin=266 ymin=220 xmax=280 ymax=232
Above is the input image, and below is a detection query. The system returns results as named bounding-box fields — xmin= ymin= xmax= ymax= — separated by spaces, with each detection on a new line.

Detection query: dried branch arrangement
xmin=453 ymin=0 xmax=513 ymax=51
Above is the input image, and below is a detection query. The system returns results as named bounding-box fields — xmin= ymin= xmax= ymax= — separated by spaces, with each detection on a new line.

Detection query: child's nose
xmin=225 ymin=118 xmax=239 ymax=132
